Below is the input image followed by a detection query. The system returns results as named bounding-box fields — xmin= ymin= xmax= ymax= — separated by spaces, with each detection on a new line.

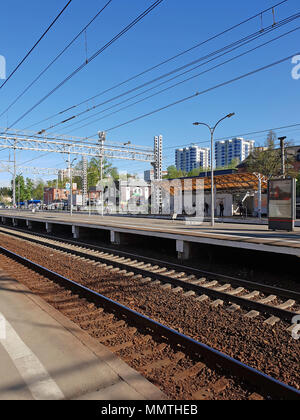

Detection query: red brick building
xmin=43 ymin=188 xmax=69 ymax=205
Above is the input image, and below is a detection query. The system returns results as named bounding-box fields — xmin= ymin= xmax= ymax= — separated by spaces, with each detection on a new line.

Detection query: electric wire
xmin=58 ymin=24 xmax=300 ymax=135
xmin=85 ymin=52 xmax=298 ymax=137
xmin=42 ymin=12 xmax=300 ymax=134
xmin=0 ymin=0 xmax=73 ymax=90
xmin=22 ymin=0 xmax=289 ymax=131
xmin=5 ymin=0 xmax=165 ymax=130
xmin=0 ymin=0 xmax=114 ymax=118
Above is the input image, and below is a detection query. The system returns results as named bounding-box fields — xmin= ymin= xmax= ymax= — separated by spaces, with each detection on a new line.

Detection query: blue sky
xmin=0 ymin=0 xmax=299 ymax=186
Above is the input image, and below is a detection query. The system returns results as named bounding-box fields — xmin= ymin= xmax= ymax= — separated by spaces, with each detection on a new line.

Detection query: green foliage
xmin=163 ymin=165 xmax=187 ymax=179
xmin=246 ymin=130 xmax=296 ymax=178
xmin=0 ymin=187 xmax=12 ymax=204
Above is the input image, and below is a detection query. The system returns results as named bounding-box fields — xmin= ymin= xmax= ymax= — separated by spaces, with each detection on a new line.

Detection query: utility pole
xmin=279 ymin=136 xmax=287 ymax=178
xmin=82 ymin=156 xmax=88 ymax=206
xmin=67 ymin=153 xmax=77 ymax=217
xmin=13 ymin=141 xmax=16 ymax=208
xmin=98 ymin=131 xmax=106 ymax=217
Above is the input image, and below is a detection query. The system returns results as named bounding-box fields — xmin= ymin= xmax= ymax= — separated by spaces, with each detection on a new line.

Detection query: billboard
xmin=268 ymin=178 xmax=296 ymax=231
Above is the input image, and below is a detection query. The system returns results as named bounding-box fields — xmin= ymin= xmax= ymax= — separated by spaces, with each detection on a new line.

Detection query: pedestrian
xmin=204 ymin=202 xmax=209 ymax=216
xmin=219 ymin=201 xmax=224 ymax=218
xmin=238 ymin=201 xmax=243 ymax=217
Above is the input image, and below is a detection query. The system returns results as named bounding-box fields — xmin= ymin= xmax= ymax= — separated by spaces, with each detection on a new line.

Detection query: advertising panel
xmin=268 ymin=178 xmax=296 ymax=231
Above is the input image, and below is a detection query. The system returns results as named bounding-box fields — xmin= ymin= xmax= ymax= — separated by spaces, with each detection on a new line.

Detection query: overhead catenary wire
xmin=5 ymin=0 xmax=165 ymax=131
xmin=42 ymin=12 xmax=300 ymax=135
xmin=22 ymin=0 xmax=289 ymax=131
xmin=164 ymin=123 xmax=300 ymax=150
xmin=0 ymin=0 xmax=73 ymax=91
xmin=85 ymin=52 xmax=299 ymax=137
xmin=58 ymin=23 xmax=300 ymax=135
xmin=0 ymin=0 xmax=114 ymax=118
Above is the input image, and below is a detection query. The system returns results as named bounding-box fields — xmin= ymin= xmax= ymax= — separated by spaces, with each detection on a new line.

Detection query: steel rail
xmin=0 ymin=226 xmax=299 ymax=322
xmin=0 ymin=244 xmax=299 ymax=400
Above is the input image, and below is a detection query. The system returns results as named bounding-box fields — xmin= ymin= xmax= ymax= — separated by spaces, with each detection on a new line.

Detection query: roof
xmin=162 ymin=172 xmax=268 ymax=195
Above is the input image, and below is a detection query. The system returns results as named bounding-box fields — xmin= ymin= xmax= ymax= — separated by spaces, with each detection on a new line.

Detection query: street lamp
xmin=193 ymin=113 xmax=235 ymax=227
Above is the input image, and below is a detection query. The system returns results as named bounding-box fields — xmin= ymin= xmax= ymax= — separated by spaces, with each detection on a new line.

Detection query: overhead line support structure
xmin=0 ymin=131 xmax=155 ymax=162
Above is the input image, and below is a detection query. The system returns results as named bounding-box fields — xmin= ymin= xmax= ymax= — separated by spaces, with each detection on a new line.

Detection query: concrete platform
xmin=0 ymin=269 xmax=165 ymax=400
xmin=1 ymin=210 xmax=300 ymax=258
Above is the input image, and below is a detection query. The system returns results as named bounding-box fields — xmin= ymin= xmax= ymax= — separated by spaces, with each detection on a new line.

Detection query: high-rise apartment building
xmin=175 ymin=146 xmax=210 ymax=172
xmin=215 ymin=138 xmax=255 ymax=168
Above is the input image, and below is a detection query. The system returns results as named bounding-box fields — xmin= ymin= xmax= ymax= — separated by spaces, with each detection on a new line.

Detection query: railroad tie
xmin=196 ymin=295 xmax=209 ymax=302
xmin=211 ymin=378 xmax=229 ymax=394
xmin=170 ymin=272 xmax=186 ymax=279
xmin=227 ymin=304 xmax=241 ymax=313
xmin=149 ymin=280 xmax=161 ymax=286
xmin=248 ymin=393 xmax=264 ymax=401
xmin=142 ymin=358 xmax=172 ymax=373
xmin=242 ymin=290 xmax=260 ymax=299
xmin=192 ymin=388 xmax=212 ymax=401
xmin=172 ymin=287 xmax=183 ymax=293
xmin=277 ymin=299 xmax=295 ymax=310
xmin=172 ymin=362 xmax=205 ymax=381
xmin=123 ymin=272 xmax=135 ymax=277
xmin=227 ymin=287 xmax=244 ymax=296
xmin=109 ymin=342 xmax=133 ymax=353
xmin=202 ymin=280 xmax=218 ymax=288
xmin=211 ymin=299 xmax=224 ymax=308
xmin=190 ymin=278 xmax=206 ymax=285
xmin=244 ymin=310 xmax=260 ymax=319
xmin=151 ymin=267 xmax=168 ymax=274
xmin=183 ymin=290 xmax=196 ymax=297
xmin=264 ymin=316 xmax=280 ymax=326
xmin=214 ymin=284 xmax=231 ymax=292
xmin=258 ymin=295 xmax=277 ymax=304
xmin=140 ymin=277 xmax=152 ymax=284
xmin=161 ymin=283 xmax=172 ymax=290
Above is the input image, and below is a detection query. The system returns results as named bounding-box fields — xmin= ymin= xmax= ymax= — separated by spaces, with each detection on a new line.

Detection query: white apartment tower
xmin=175 ymin=146 xmax=210 ymax=172
xmin=215 ymin=138 xmax=255 ymax=168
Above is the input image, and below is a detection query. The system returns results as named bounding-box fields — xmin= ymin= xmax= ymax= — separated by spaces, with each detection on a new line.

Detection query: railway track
xmin=0 ymin=225 xmax=299 ymax=327
xmin=0 ymin=244 xmax=299 ymax=400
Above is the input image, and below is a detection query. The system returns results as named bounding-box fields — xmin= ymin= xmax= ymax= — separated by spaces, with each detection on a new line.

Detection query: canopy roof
xmin=163 ymin=172 xmax=267 ymax=195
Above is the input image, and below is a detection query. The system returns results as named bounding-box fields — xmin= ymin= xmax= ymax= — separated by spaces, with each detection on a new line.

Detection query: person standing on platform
xmin=219 ymin=201 xmax=224 ymax=218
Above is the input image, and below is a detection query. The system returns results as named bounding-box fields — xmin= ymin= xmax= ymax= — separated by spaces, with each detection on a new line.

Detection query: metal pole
xmin=210 ymin=129 xmax=215 ymax=227
xmin=70 ymin=164 xmax=73 ymax=217
xmin=279 ymin=136 xmax=286 ymax=178
xmin=13 ymin=143 xmax=16 ymax=207
xmin=68 ymin=152 xmax=72 ymax=217
xmin=18 ymin=179 xmax=20 ymax=210
xmin=258 ymin=175 xmax=262 ymax=222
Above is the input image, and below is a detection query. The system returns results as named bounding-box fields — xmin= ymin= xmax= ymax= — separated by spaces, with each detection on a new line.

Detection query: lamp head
xmin=227 ymin=113 xmax=235 ymax=118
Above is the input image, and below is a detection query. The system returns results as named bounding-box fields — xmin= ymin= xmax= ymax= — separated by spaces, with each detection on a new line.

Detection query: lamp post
xmin=193 ymin=113 xmax=235 ymax=227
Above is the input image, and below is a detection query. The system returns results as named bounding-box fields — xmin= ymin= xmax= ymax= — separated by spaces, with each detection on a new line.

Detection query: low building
xmin=161 ymin=172 xmax=268 ymax=217
xmin=144 ymin=169 xmax=168 ymax=182
xmin=43 ymin=188 xmax=70 ymax=205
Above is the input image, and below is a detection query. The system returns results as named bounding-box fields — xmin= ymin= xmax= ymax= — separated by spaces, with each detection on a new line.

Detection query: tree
xmin=72 ymin=158 xmax=119 ymax=189
xmin=163 ymin=165 xmax=187 ymax=179
xmin=247 ymin=130 xmax=296 ymax=178
xmin=32 ymin=179 xmax=45 ymax=201
xmin=13 ymin=175 xmax=26 ymax=202
xmin=25 ymin=178 xmax=34 ymax=200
